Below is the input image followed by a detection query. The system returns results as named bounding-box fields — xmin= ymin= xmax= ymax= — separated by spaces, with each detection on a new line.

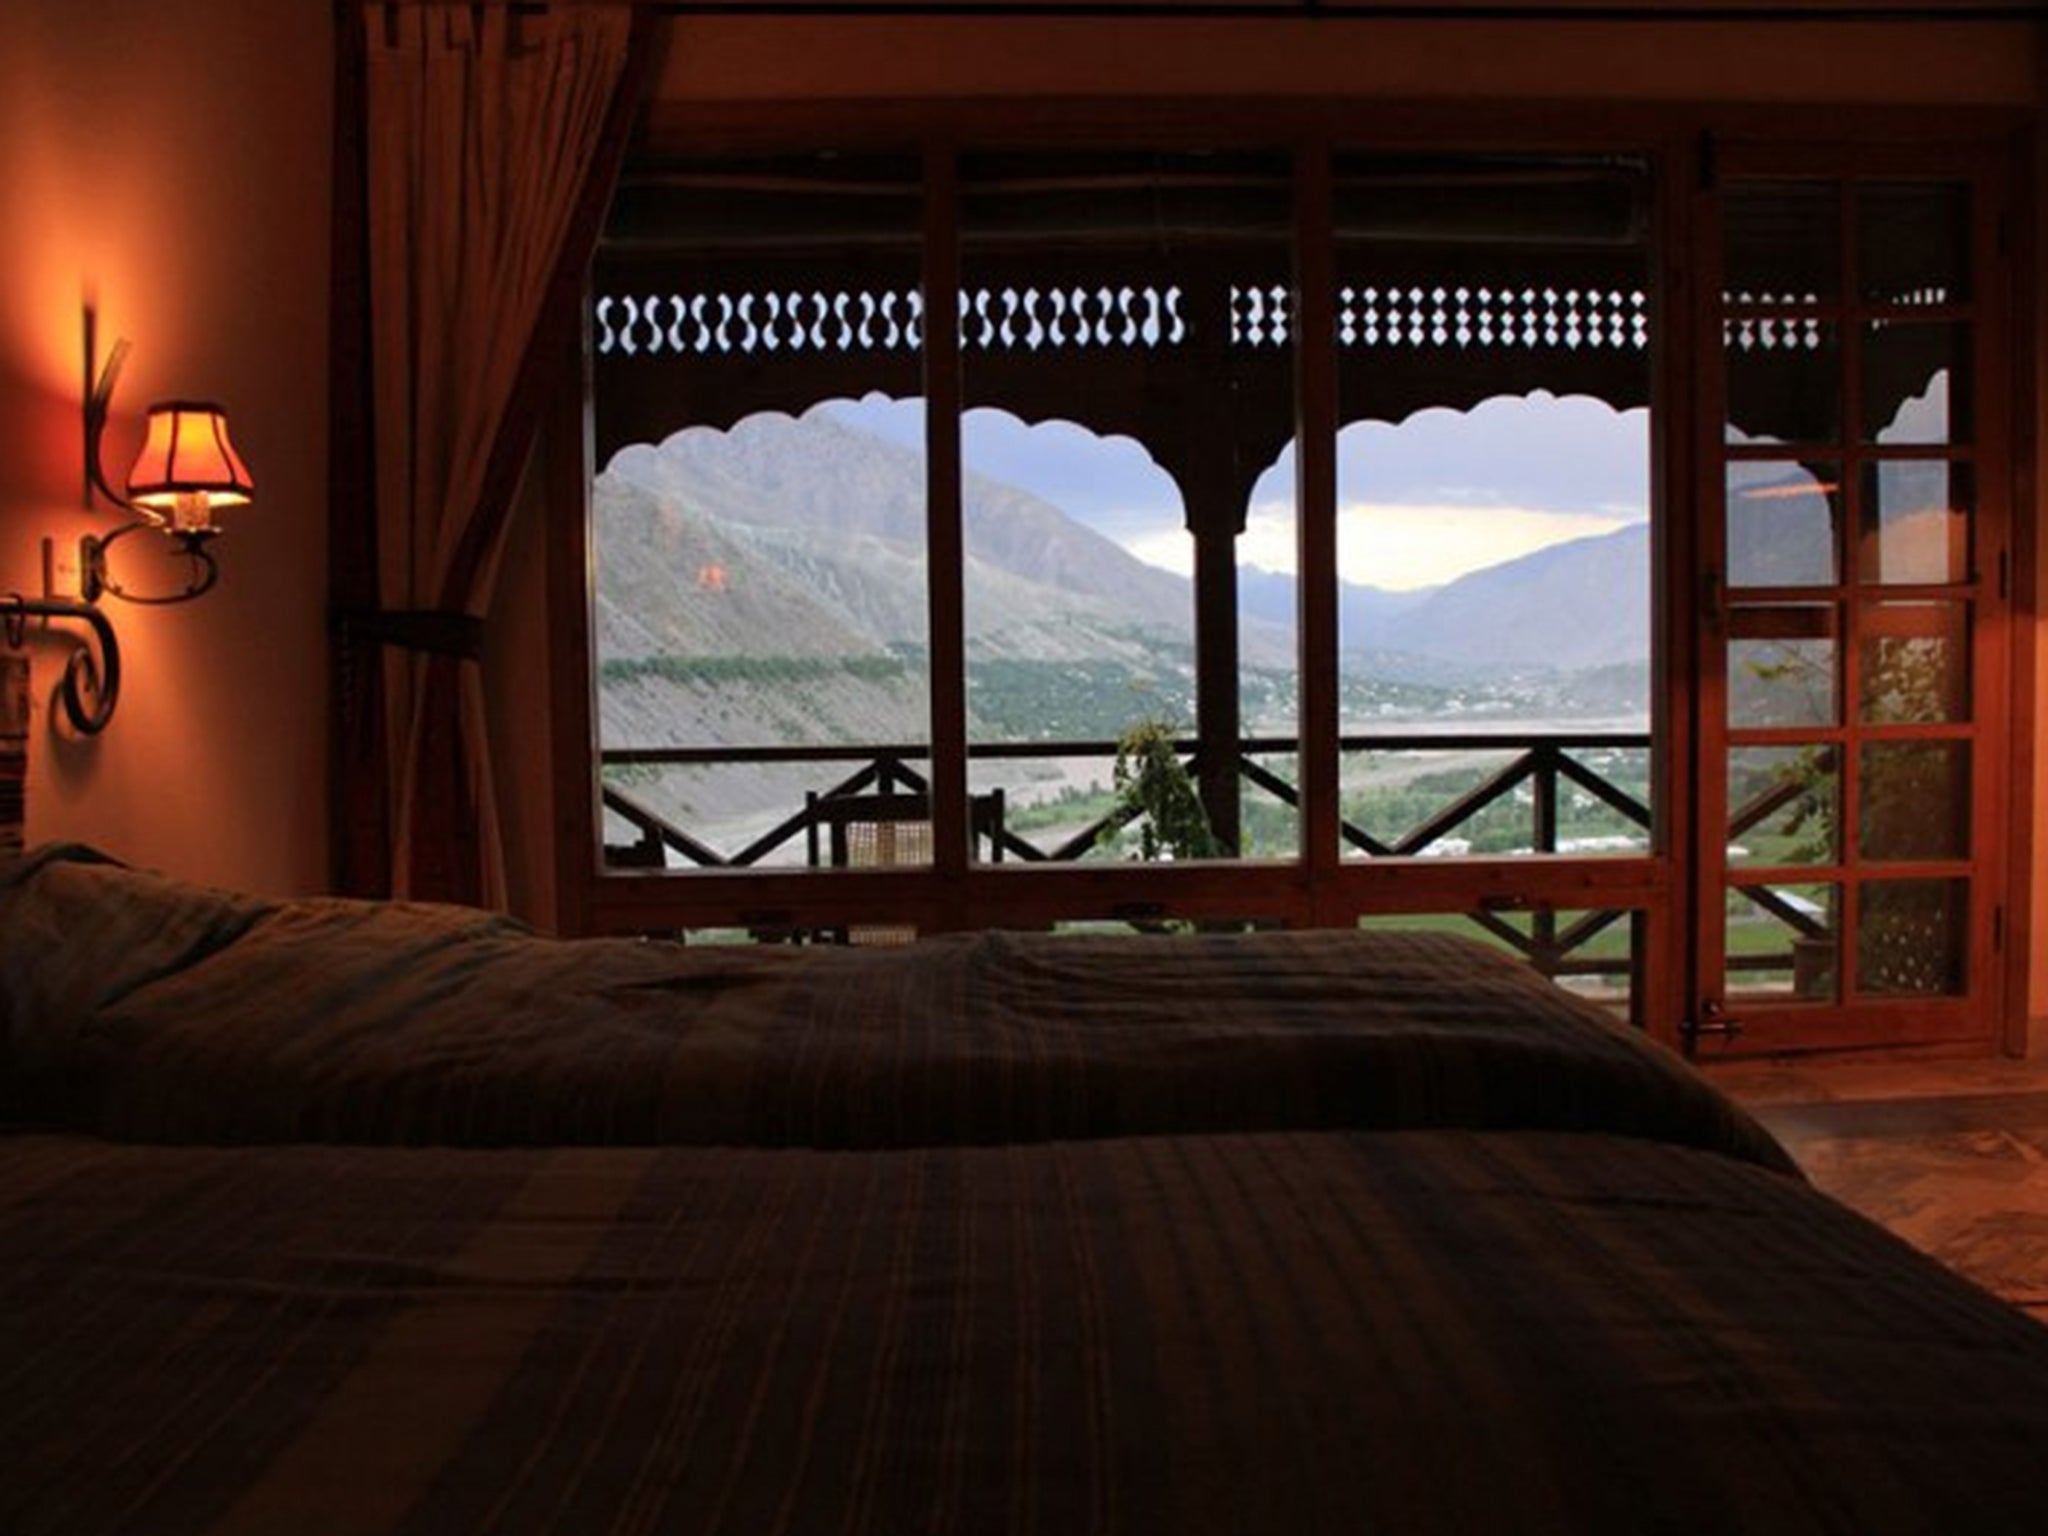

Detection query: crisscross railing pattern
xmin=600 ymin=730 xmax=1654 ymax=982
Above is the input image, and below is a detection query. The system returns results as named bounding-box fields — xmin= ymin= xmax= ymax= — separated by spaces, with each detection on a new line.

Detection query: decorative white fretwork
xmin=595 ymin=280 xmax=1655 ymax=357
xmin=595 ymin=285 xmax=1193 ymax=358
xmin=1332 ymin=285 xmax=1649 ymax=353
xmin=957 ymin=284 xmax=1188 ymax=351
xmin=595 ymin=290 xmax=928 ymax=358
xmin=1229 ymin=284 xmax=1293 ymax=349
xmin=1722 ymin=316 xmax=1832 ymax=353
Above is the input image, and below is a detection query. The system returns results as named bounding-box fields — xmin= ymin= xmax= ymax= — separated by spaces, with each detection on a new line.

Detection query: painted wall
xmin=0 ymin=0 xmax=331 ymax=895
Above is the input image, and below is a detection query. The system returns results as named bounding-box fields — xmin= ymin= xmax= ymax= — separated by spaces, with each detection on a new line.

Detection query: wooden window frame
xmin=543 ymin=97 xmax=2033 ymax=1055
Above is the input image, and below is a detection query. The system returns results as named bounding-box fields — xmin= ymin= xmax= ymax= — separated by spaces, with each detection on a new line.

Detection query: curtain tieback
xmin=338 ymin=608 xmax=484 ymax=661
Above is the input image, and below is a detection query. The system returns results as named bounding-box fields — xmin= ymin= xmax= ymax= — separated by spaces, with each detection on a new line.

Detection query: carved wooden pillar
xmin=1189 ymin=510 xmax=1242 ymax=855
xmin=1172 ymin=429 xmax=1280 ymax=861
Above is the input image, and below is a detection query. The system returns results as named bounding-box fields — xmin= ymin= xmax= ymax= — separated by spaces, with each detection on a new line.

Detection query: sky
xmin=827 ymin=391 xmax=1649 ymax=592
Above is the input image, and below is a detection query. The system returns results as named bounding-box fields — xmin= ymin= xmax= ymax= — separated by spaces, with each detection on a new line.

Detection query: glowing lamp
xmin=0 ymin=313 xmax=258 ymax=734
xmin=126 ymin=401 xmax=255 ymax=536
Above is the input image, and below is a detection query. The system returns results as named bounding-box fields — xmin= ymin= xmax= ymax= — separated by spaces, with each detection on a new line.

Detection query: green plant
xmin=1106 ymin=718 xmax=1221 ymax=861
xmin=1775 ymin=743 xmax=1840 ymax=865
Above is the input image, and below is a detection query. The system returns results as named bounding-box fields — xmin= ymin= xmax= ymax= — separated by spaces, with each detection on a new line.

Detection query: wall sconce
xmin=1 ymin=314 xmax=254 ymax=734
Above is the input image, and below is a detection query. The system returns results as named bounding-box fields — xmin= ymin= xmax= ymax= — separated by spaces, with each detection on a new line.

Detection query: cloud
xmin=1128 ymin=501 xmax=1635 ymax=590
xmin=1332 ymin=503 xmax=1636 ymax=589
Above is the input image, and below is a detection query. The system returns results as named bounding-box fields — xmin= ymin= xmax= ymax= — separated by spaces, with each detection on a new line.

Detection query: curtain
xmin=357 ymin=1 xmax=642 ymax=906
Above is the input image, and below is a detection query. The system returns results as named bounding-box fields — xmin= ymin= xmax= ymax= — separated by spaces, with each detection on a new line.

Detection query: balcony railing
xmin=599 ymin=730 xmax=1656 ymax=985
xmin=602 ymin=730 xmax=1653 ymax=865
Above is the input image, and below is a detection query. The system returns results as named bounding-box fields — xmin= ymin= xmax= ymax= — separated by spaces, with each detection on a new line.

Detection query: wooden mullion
xmin=1293 ymin=141 xmax=1341 ymax=917
xmin=328 ymin=0 xmax=386 ymax=898
xmin=1644 ymin=122 xmax=1701 ymax=1050
xmin=1966 ymin=149 xmax=2019 ymax=1047
xmin=545 ymin=324 xmax=601 ymax=935
xmin=923 ymin=144 xmax=970 ymax=882
xmin=1687 ymin=120 xmax=1737 ymax=1038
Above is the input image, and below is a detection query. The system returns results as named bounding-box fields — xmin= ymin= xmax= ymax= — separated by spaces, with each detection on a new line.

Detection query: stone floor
xmin=1707 ymin=1054 xmax=2048 ymax=1324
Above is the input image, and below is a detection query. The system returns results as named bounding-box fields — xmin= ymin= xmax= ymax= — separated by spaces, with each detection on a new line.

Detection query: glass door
xmin=1696 ymin=155 xmax=2009 ymax=1053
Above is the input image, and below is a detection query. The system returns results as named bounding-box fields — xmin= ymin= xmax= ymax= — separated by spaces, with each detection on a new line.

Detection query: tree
xmin=1105 ymin=718 xmax=1221 ymax=862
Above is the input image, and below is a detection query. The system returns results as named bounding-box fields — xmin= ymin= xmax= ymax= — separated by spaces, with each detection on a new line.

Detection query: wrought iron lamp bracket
xmin=79 ymin=521 xmax=220 ymax=607
xmin=0 ymin=315 xmax=231 ymax=735
xmin=79 ymin=330 xmax=222 ymax=607
xmin=0 ymin=590 xmax=120 ymax=735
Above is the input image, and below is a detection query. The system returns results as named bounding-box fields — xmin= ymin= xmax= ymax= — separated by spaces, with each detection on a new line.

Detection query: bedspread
xmin=0 ymin=845 xmax=1787 ymax=1168
xmin=3 ymin=1127 xmax=2045 ymax=1536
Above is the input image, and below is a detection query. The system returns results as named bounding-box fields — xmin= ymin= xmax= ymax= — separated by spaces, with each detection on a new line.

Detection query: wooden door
xmin=1693 ymin=147 xmax=2012 ymax=1054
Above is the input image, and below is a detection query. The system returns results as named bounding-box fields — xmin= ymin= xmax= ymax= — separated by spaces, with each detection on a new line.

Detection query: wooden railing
xmin=602 ymin=730 xmax=1654 ymax=864
xmin=599 ymin=730 xmax=1656 ymax=984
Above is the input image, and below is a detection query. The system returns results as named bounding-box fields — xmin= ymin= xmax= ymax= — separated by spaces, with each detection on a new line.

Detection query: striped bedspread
xmin=0 ymin=845 xmax=1787 ymax=1169
xmin=4 ymin=1127 xmax=2047 ymax=1536
xmin=4 ymin=846 xmax=2047 ymax=1533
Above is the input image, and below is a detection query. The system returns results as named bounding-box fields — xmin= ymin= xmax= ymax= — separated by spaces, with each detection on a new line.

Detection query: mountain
xmin=1362 ymin=522 xmax=1649 ymax=672
xmin=604 ymin=413 xmax=1195 ymax=655
xmin=1234 ymin=522 xmax=1648 ymax=675
xmin=1236 ymin=565 xmax=1442 ymax=653
xmin=594 ymin=413 xmax=1210 ymax=763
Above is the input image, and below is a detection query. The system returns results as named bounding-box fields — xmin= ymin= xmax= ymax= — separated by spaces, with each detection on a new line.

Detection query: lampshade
xmin=126 ymin=401 xmax=254 ymax=533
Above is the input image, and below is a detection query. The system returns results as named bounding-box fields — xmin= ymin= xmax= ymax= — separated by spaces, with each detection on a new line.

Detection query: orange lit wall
xmin=0 ymin=0 xmax=331 ymax=895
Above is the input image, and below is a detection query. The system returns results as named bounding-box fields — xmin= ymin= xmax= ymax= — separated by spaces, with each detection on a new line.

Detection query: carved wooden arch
xmin=593 ymin=242 xmax=1654 ymax=534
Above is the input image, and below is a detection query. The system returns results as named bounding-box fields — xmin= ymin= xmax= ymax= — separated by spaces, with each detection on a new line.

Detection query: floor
xmin=1706 ymin=1054 xmax=2048 ymax=1324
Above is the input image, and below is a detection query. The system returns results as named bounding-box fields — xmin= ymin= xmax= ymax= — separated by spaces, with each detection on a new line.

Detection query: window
xmin=557 ymin=115 xmax=2017 ymax=1055
xmin=577 ymin=138 xmax=1667 ymax=978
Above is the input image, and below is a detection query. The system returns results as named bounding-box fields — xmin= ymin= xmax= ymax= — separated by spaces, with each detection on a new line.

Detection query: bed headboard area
xmin=1 ymin=656 xmax=24 ymax=859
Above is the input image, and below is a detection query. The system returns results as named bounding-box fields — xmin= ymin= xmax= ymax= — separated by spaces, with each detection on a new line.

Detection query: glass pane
xmin=1727 ymin=882 xmax=1838 ymax=1003
xmin=1857 ymin=879 xmax=1967 ymax=997
xmin=1725 ymin=183 xmax=1840 ymax=304
xmin=1333 ymin=152 xmax=1654 ymax=863
xmin=1727 ymin=745 xmax=1837 ymax=867
xmin=1859 ymin=741 xmax=1969 ymax=861
xmin=1859 ymin=601 xmax=1969 ymax=724
xmin=1345 ymin=747 xmax=1524 ymax=857
xmin=591 ymin=152 xmax=929 ymax=873
xmin=1238 ymin=743 xmax=1301 ymax=861
xmin=1859 ymin=461 xmax=1971 ymax=586
xmin=1242 ymin=446 xmax=1299 ymax=860
xmin=1728 ymin=606 xmax=1838 ymax=728
xmin=1726 ymin=319 xmax=1839 ymax=446
xmin=1725 ymin=460 xmax=1839 ymax=587
xmin=1864 ymin=321 xmax=1970 ymax=445
xmin=1858 ymin=182 xmax=1969 ymax=306
xmin=971 ymin=750 xmax=1115 ymax=864
xmin=958 ymin=148 xmax=1293 ymax=865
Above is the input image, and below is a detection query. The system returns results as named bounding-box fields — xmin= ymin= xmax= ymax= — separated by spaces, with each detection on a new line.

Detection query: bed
xmin=4 ymin=843 xmax=2046 ymax=1535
